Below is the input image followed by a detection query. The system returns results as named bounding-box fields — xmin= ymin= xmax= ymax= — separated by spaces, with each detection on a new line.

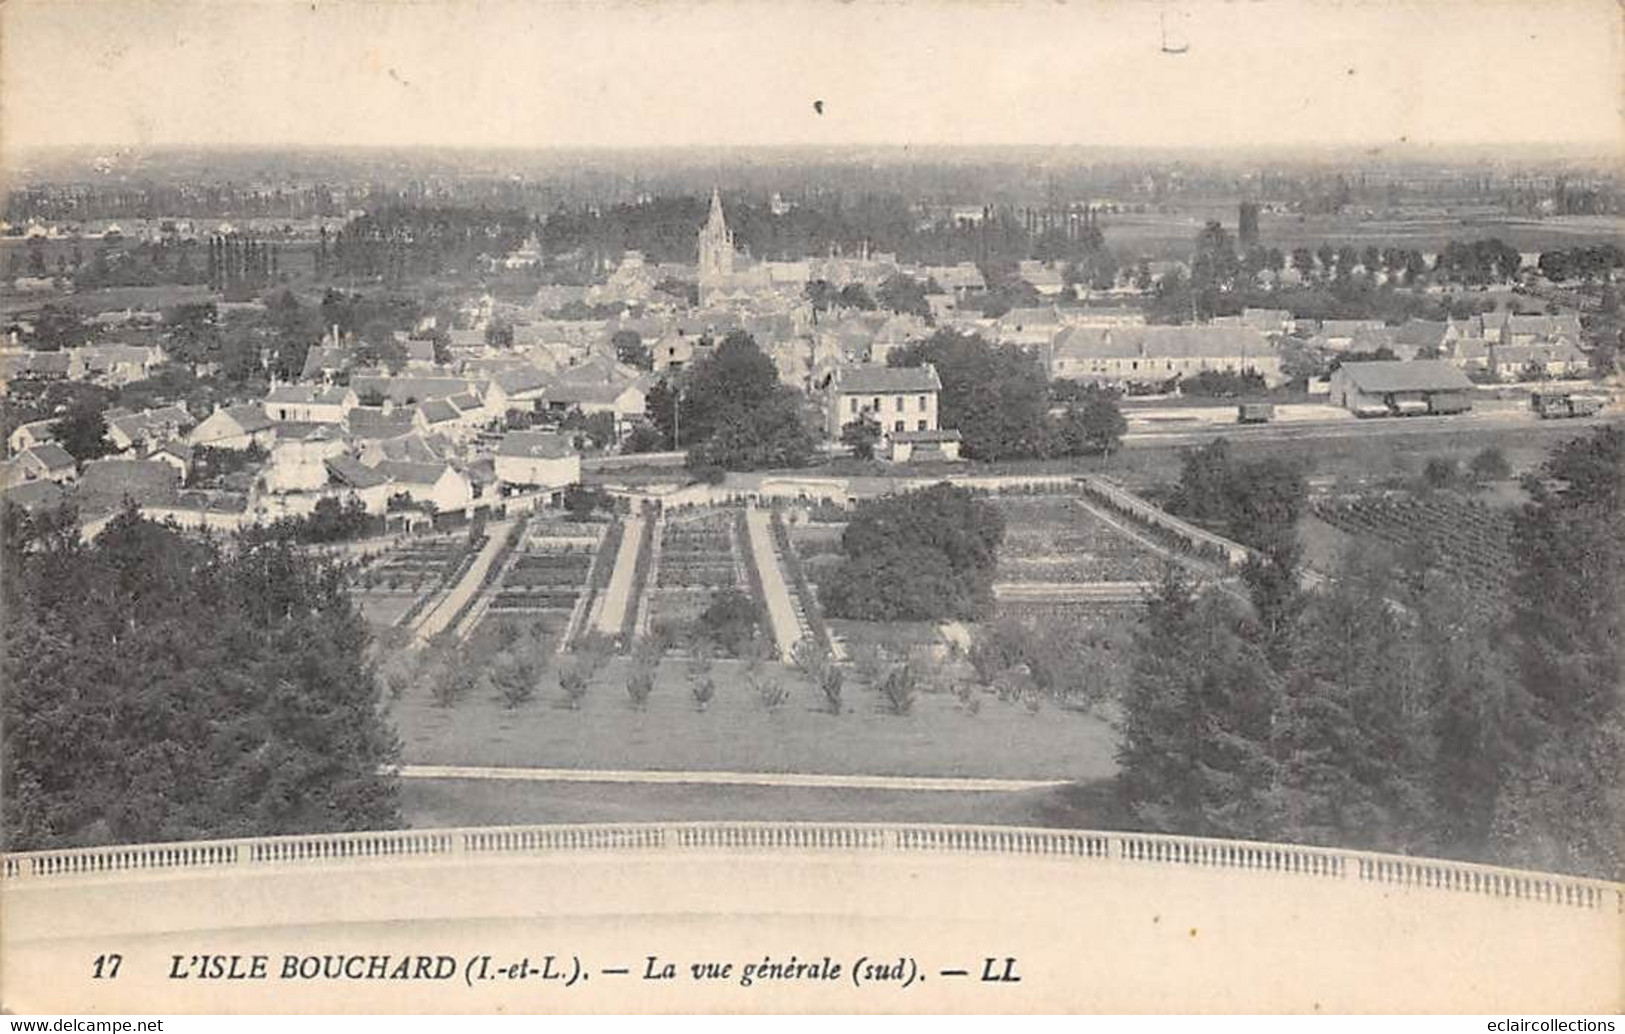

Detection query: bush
xmin=1470 ymin=446 xmax=1512 ymax=483
xmin=754 ymin=674 xmax=788 ymax=711
xmin=821 ymin=484 xmax=1005 ymax=622
xmin=879 ymin=664 xmax=917 ymax=716
xmin=689 ymin=675 xmax=716 ymax=711
xmin=818 ymin=665 xmax=844 ymax=715
xmin=698 ymin=588 xmax=762 ymax=657
xmin=1422 ymin=456 xmax=1460 ymax=490
xmin=431 ymin=658 xmax=478 ymax=708
xmin=491 ymin=650 xmax=539 ymax=710
xmin=626 ymin=664 xmax=655 ymax=709
xmin=558 ymin=660 xmax=591 ymax=709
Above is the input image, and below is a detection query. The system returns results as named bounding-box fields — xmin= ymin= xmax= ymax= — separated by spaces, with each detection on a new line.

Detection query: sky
xmin=2 ymin=0 xmax=1621 ymax=155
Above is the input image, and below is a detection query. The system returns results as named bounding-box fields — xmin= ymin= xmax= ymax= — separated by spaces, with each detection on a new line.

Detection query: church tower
xmin=697 ymin=188 xmax=735 ymax=284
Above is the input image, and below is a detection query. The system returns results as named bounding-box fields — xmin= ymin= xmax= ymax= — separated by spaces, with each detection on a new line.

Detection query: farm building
xmin=1328 ymin=360 xmax=1475 ymax=416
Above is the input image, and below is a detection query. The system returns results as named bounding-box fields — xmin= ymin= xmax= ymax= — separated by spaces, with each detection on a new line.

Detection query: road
xmin=411 ymin=520 xmax=513 ymax=642
xmin=744 ymin=505 xmax=804 ymax=660
xmin=398 ymin=764 xmax=1066 ymax=793
xmin=591 ymin=513 xmax=645 ymax=635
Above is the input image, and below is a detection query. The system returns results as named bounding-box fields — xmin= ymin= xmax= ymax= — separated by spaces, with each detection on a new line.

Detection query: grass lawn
xmin=389 ymin=656 xmax=1119 ymax=783
xmin=399 ymin=776 xmax=1120 ymax=830
xmin=355 ymin=592 xmax=422 ymax=628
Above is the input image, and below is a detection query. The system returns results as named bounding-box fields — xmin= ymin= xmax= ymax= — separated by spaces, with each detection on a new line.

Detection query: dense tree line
xmin=1118 ymin=427 xmax=1625 ymax=879
xmin=321 ymin=206 xmax=536 ymax=283
xmin=2 ymin=503 xmax=401 ymax=850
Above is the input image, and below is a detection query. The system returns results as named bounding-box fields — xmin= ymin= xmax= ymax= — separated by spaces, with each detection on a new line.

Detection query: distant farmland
xmin=1102 ymin=209 xmax=1625 ymax=260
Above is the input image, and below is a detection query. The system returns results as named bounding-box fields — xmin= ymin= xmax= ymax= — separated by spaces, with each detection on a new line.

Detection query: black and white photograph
xmin=0 ymin=0 xmax=1620 ymax=1018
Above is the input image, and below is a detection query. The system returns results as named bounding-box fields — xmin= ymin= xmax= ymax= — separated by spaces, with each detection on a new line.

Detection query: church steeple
xmin=698 ymin=187 xmax=735 ymax=283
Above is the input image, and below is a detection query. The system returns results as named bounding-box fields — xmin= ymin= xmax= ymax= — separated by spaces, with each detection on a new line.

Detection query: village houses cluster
xmin=0 ymin=191 xmax=1606 ymax=524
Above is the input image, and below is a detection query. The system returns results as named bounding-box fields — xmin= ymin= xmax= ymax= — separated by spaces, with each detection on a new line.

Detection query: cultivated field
xmin=1310 ymin=491 xmax=1515 ymax=594
xmin=994 ymin=494 xmax=1165 ymax=584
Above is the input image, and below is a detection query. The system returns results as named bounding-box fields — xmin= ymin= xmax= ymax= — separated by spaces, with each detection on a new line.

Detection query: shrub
xmin=431 ymin=659 xmax=478 ymax=708
xmin=879 ymin=664 xmax=917 ymax=716
xmin=1470 ymin=445 xmax=1512 ymax=483
xmin=753 ymin=673 xmax=788 ymax=710
xmin=689 ymin=675 xmax=715 ymax=711
xmin=558 ymin=661 xmax=591 ymax=709
xmin=491 ymin=651 xmax=539 ymax=710
xmin=790 ymin=637 xmax=832 ymax=680
xmin=818 ymin=664 xmax=844 ymax=715
xmin=700 ymin=588 xmax=762 ymax=657
xmin=626 ymin=664 xmax=655 ymax=709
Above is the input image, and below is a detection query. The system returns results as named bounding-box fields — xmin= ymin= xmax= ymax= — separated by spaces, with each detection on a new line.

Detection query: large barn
xmin=1328 ymin=360 xmax=1475 ymax=416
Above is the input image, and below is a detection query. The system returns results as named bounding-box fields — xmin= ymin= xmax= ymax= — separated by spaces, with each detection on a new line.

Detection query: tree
xmin=822 ymin=483 xmax=1005 ymax=622
xmin=1047 ymin=392 xmax=1125 ymax=457
xmin=1496 ymin=427 xmax=1625 ymax=878
xmin=2 ymin=503 xmax=401 ymax=850
xmin=1117 ymin=566 xmax=1281 ymax=840
xmin=48 ymin=402 xmax=113 ymax=463
xmin=840 ymin=413 xmax=882 ymax=461
xmin=356 ymin=319 xmax=408 ymax=373
xmin=698 ymin=588 xmax=762 ymax=657
xmin=612 ymin=329 xmax=651 ymax=370
xmin=837 ymin=283 xmax=875 ymax=310
xmin=677 ymin=331 xmax=780 ymax=445
xmin=889 ymin=330 xmax=1049 ymax=461
xmin=685 ymin=390 xmax=816 ymax=472
xmin=876 ymin=273 xmax=931 ymax=318
xmin=1273 ymin=544 xmax=1437 ymax=854
xmin=1469 ymin=448 xmax=1514 ymax=484
xmin=561 ymin=483 xmax=611 ymax=521
xmin=32 ymin=305 xmax=91 ymax=352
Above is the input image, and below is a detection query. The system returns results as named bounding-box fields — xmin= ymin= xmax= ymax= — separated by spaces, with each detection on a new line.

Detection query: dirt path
xmin=398 ymin=764 xmax=1065 ymax=793
xmin=412 ymin=521 xmax=513 ymax=642
xmin=744 ymin=506 xmax=803 ymax=660
xmin=592 ymin=513 xmax=645 ymax=635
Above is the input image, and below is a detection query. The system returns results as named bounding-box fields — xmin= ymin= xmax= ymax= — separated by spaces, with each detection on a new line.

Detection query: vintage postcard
xmin=0 ymin=0 xmax=1621 ymax=1017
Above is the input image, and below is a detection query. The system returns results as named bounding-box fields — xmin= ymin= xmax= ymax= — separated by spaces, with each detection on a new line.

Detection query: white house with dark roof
xmin=188 ymin=403 xmax=277 ymax=450
xmin=493 ymin=431 xmax=580 ymax=491
xmin=371 ymin=460 xmax=474 ymax=514
xmin=1 ymin=443 xmax=78 ymax=488
xmin=106 ymin=405 xmax=195 ymax=453
xmin=324 ymin=455 xmax=393 ymax=515
xmin=826 ymin=363 xmax=942 ymax=439
xmin=1486 ymin=341 xmax=1590 ymax=381
xmin=7 ymin=418 xmax=58 ymax=456
xmin=68 ymin=343 xmax=164 ymax=386
xmin=544 ymin=381 xmax=648 ymax=428
xmin=263 ymin=384 xmax=357 ymax=424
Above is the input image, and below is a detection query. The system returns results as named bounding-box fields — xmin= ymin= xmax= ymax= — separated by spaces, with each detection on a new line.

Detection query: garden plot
xmin=1310 ymin=492 xmax=1514 ymax=594
xmin=487 ymin=527 xmax=601 ymax=617
xmin=347 ymin=536 xmax=473 ymax=628
xmin=994 ymin=495 xmax=1165 ymax=585
xmin=655 ymin=511 xmax=744 ymax=590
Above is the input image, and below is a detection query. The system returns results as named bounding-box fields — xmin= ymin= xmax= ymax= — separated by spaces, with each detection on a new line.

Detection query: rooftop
xmin=1336 ymin=359 xmax=1474 ymax=393
xmin=835 ymin=364 xmax=942 ymax=394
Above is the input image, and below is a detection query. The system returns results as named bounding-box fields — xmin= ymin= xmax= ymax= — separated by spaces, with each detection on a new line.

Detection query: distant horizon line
xmin=7 ymin=139 xmax=1621 ymax=159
